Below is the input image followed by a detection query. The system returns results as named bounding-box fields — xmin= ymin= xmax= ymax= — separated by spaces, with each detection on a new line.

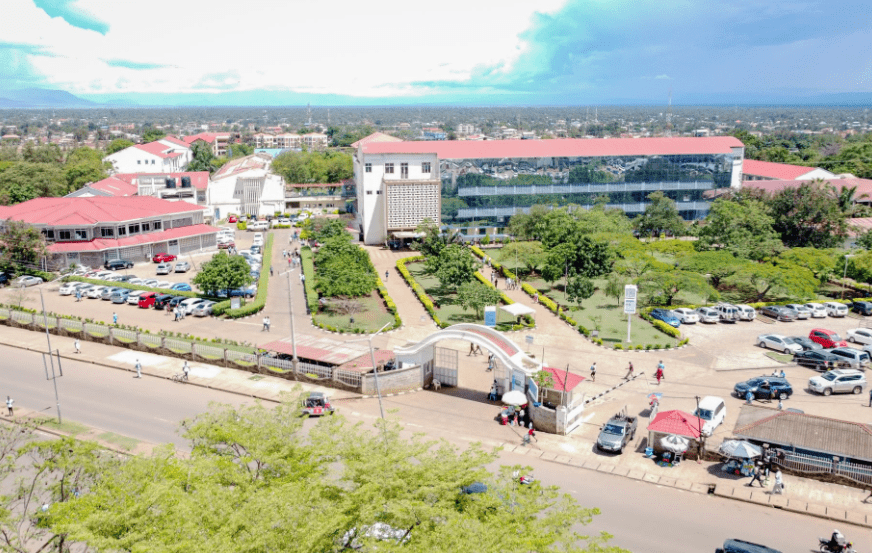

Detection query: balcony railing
xmin=455 ymin=201 xmax=711 ymax=219
xmin=457 ymin=180 xmax=715 ymax=197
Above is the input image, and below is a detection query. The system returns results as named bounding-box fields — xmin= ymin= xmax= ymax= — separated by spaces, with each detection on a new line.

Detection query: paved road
xmin=0 ymin=345 xmax=867 ymax=553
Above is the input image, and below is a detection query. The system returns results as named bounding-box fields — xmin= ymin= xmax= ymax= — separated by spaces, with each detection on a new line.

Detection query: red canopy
xmin=542 ymin=367 xmax=585 ymax=391
xmin=646 ymin=410 xmax=703 ymax=439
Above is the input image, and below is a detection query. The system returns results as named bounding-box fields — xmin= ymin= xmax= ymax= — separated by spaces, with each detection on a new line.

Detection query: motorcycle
xmin=519 ymin=475 xmax=535 ymax=485
xmin=819 ymin=537 xmax=856 ymax=553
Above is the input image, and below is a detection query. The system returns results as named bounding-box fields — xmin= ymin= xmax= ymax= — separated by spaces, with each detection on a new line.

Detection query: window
xmin=142 ymin=222 xmax=151 ymax=232
xmin=100 ymin=227 xmax=114 ymax=237
xmin=153 ymin=220 xmax=162 ymax=230
xmin=376 ymin=190 xmax=382 ymax=195
xmin=59 ymin=230 xmax=71 ymax=240
xmin=44 ymin=229 xmax=55 ymax=239
xmin=151 ymin=160 xmax=155 ymax=165
xmin=128 ymin=223 xmax=140 ymax=234
xmin=137 ymin=160 xmax=141 ymax=165
xmin=365 ymin=163 xmax=372 ymax=173
xmin=366 ymin=190 xmax=373 ymax=195
xmin=400 ymin=163 xmax=408 ymax=179
xmin=74 ymin=229 xmax=87 ymax=240
xmin=385 ymin=163 xmax=394 ymax=174
xmin=422 ymin=162 xmax=431 ymax=173
xmin=117 ymin=226 xmax=126 ymax=236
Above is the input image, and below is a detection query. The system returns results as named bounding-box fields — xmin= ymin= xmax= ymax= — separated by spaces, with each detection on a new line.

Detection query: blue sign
xmin=527 ymin=377 xmax=539 ymax=400
xmin=484 ymin=306 xmax=497 ymax=327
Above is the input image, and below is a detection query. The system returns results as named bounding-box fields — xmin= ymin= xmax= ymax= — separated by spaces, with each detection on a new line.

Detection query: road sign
xmin=624 ymin=284 xmax=637 ymax=300
xmin=624 ymin=299 xmax=637 ymax=315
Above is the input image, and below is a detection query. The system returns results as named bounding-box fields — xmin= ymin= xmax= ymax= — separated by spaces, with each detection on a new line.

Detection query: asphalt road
xmin=0 ymin=346 xmax=867 ymax=553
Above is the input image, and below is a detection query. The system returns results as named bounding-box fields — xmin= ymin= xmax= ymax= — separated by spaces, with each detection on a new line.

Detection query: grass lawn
xmin=765 ymin=351 xmax=794 ymax=364
xmin=96 ymin=432 xmax=139 ymax=451
xmin=313 ymin=291 xmax=395 ymax=333
xmin=39 ymin=418 xmax=90 ymax=436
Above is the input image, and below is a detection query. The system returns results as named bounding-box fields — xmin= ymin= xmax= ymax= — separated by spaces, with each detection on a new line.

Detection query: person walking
xmin=487 ymin=353 xmax=495 ymax=372
xmin=746 ymin=464 xmax=765 ymax=487
xmin=5 ymin=396 xmax=13 ymax=416
xmin=385 ymin=270 xmax=389 ymax=281
xmin=262 ymin=316 xmax=270 ymax=332
xmin=655 ymin=361 xmax=665 ymax=385
xmin=74 ymin=339 xmax=81 ymax=354
xmin=589 ymin=362 xmax=597 ymax=382
xmin=746 ymin=390 xmax=754 ymax=404
xmin=75 ymin=289 xmax=82 ymax=302
xmin=182 ymin=361 xmax=190 ymax=382
xmin=624 ymin=361 xmax=634 ymax=380
xmin=772 ymin=469 xmax=784 ymax=494
xmin=112 ymin=312 xmax=118 ymax=326
xmin=134 ymin=360 xmax=142 ymax=379
xmin=534 ymin=292 xmax=539 ymax=304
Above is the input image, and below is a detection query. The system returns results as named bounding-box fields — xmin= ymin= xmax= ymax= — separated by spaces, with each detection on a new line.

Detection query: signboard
xmin=527 ymin=377 xmax=539 ymax=401
xmin=484 ymin=305 xmax=497 ymax=327
xmin=525 ymin=335 xmax=534 ymax=345
xmin=623 ymin=284 xmax=637 ymax=314
xmin=231 ymin=297 xmax=241 ymax=310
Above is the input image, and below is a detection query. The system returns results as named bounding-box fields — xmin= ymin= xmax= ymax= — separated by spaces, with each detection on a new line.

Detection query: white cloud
xmin=8 ymin=0 xmax=567 ymax=96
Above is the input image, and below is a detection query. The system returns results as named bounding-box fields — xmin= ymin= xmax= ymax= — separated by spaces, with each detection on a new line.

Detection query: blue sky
xmin=2 ymin=0 xmax=871 ymax=105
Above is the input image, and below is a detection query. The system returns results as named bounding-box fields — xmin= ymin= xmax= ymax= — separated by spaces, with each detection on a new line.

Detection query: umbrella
xmin=501 ymin=390 xmax=527 ymax=406
xmin=718 ymin=440 xmax=762 ymax=460
xmin=660 ymin=434 xmax=690 ymax=453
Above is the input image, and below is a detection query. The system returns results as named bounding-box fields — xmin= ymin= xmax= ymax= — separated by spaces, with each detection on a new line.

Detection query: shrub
xmin=636 ymin=344 xmax=645 ymax=350
xmin=222 ymin=234 xmax=273 ymax=318
xmin=651 ymin=319 xmax=681 ymax=338
xmin=614 ymin=343 xmax=624 ymax=350
xmin=645 ymin=344 xmax=653 ymax=350
xmin=236 ymin=222 xmax=247 ymax=230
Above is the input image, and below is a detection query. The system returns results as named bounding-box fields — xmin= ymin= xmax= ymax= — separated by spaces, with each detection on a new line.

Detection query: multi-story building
xmin=353 ymin=136 xmax=745 ymax=245
xmin=183 ymin=132 xmax=232 ymax=157
xmin=104 ymin=137 xmax=192 ymax=174
xmin=207 ymin=154 xmax=285 ymax=219
xmin=252 ymin=132 xmax=329 ymax=150
xmin=0 ymin=196 xmax=219 ymax=270
xmin=741 ymin=159 xmax=835 ymax=181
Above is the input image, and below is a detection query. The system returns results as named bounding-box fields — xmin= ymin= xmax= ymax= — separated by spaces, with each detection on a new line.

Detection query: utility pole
xmin=38 ymin=289 xmax=62 ymax=423
xmin=695 ymin=395 xmax=703 ymax=464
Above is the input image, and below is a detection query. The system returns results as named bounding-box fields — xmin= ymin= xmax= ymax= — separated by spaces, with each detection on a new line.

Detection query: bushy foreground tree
xmin=42 ymin=402 xmax=625 ymax=553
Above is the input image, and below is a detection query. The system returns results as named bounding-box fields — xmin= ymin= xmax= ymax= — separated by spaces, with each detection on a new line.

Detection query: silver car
xmin=783 ymin=304 xmax=811 ymax=320
xmin=695 ymin=307 xmax=720 ymax=323
xmin=670 ymin=308 xmax=699 ymax=324
xmin=192 ymin=300 xmax=216 ymax=317
xmin=804 ymin=303 xmax=828 ymax=318
xmin=808 ymin=369 xmax=866 ymax=396
xmin=756 ymin=334 xmax=802 ymax=354
xmin=174 ymin=261 xmax=191 ymax=273
xmin=156 ymin=263 xmax=172 ymax=275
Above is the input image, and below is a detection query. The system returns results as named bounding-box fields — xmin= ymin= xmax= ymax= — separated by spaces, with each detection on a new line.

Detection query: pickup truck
xmin=596 ymin=411 xmax=637 ymax=454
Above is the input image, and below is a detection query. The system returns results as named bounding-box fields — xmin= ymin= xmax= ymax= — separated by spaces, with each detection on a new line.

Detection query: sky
xmin=2 ymin=0 xmax=871 ymax=106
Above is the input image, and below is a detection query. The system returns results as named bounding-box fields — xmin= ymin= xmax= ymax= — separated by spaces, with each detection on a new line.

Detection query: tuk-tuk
xmin=301 ymin=392 xmax=335 ymax=417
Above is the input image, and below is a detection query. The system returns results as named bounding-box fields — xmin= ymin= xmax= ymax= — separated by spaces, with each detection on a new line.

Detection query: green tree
xmin=0 ymin=219 xmax=49 ymax=268
xmin=22 ymin=142 xmax=63 ymax=164
xmin=457 ymin=281 xmax=502 ymax=318
xmin=566 ymin=276 xmax=595 ymax=309
xmin=777 ymin=247 xmax=837 ymax=284
xmin=858 ymin=230 xmax=872 ymax=251
xmin=104 ymin=138 xmax=134 ymax=155
xmin=604 ymin=273 xmax=624 ymax=306
xmin=541 ymin=236 xmax=613 ymax=283
xmin=0 ymin=162 xmax=67 ymax=203
xmin=414 ymin=219 xmax=462 ymax=259
xmin=633 ymin=191 xmax=685 ymax=239
xmin=226 ymin=142 xmax=253 ymax=158
xmin=498 ymin=241 xmax=546 ymax=277
xmin=431 ymin=244 xmax=478 ymax=290
xmin=314 ymin=239 xmax=376 ymax=297
xmin=303 ymin=217 xmax=348 ymax=243
xmin=140 ymin=127 xmax=166 ymax=143
xmin=192 ymin=251 xmax=254 ymax=296
xmin=768 ymin=180 xmax=847 ymax=248
xmin=676 ymin=251 xmax=749 ymax=290
xmin=727 ymin=262 xmax=818 ymax=302
xmin=638 ymin=270 xmax=716 ymax=306
xmin=506 ymin=204 xmax=550 ymax=240
xmin=695 ymin=198 xmax=783 ymax=260
xmin=272 ymin=150 xmax=352 ymax=183
xmin=63 ymin=147 xmax=109 ymax=190
xmin=187 ymin=141 xmax=219 ymax=173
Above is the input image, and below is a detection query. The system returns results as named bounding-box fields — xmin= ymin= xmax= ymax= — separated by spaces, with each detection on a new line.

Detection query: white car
xmin=59 ymin=282 xmax=87 ymax=295
xmin=804 ymin=303 xmax=828 ymax=318
xmin=695 ymin=307 xmax=720 ymax=323
xmin=156 ymin=263 xmax=173 ymax=275
xmin=693 ymin=396 xmax=726 ymax=436
xmin=179 ymin=298 xmax=206 ymax=315
xmin=126 ymin=290 xmax=149 ymax=305
xmin=14 ymin=275 xmax=44 ymax=287
xmin=91 ymin=271 xmax=114 ymax=280
xmin=670 ymin=308 xmax=699 ymax=324
xmin=192 ymin=300 xmax=216 ymax=317
xmin=847 ymin=328 xmax=872 ymax=345
xmin=735 ymin=304 xmax=757 ymax=321
xmin=783 ymin=304 xmax=811 ymax=320
xmin=87 ymin=285 xmax=109 ymax=298
xmin=278 ymin=218 xmax=291 ymax=225
xmin=756 ymin=333 xmax=803 ymax=354
xmin=824 ymin=302 xmax=849 ymax=317
xmin=154 ymin=280 xmax=172 ymax=289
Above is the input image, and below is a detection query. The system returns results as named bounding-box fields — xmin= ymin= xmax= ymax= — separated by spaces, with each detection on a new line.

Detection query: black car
xmin=104 ymin=259 xmax=133 ymax=270
xmin=153 ymin=294 xmax=175 ymax=309
xmin=852 ymin=301 xmax=872 ymax=316
xmin=758 ymin=305 xmax=796 ymax=321
xmin=716 ymin=539 xmax=782 ymax=553
xmin=0 ymin=273 xmax=9 ymax=286
xmin=734 ymin=376 xmax=793 ymax=400
xmin=116 ymin=274 xmax=138 ymax=282
xmin=794 ymin=350 xmax=846 ymax=371
xmin=168 ymin=296 xmax=188 ymax=308
xmin=788 ymin=336 xmax=822 ymax=351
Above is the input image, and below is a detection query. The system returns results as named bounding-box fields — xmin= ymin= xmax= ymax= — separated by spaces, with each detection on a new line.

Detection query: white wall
xmin=105 ymin=148 xmax=163 ymax=174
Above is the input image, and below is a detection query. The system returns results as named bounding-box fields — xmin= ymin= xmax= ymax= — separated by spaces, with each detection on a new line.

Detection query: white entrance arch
xmin=395 ymin=324 xmax=542 ymax=389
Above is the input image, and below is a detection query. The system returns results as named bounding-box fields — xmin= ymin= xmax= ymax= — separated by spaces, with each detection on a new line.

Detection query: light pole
xmin=38 ymin=289 xmax=63 ymax=423
xmin=841 ymin=254 xmax=856 ymax=300
xmin=347 ymin=322 xmax=391 ymax=422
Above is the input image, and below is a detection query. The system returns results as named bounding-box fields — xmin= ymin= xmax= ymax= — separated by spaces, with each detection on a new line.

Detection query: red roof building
xmin=542 ymin=367 xmax=585 ymax=391
xmin=743 ymin=177 xmax=872 ymax=199
xmin=183 ymin=132 xmax=231 ymax=156
xmin=66 ymin=176 xmax=138 ymax=198
xmin=350 ymin=131 xmax=403 ymax=149
xmin=646 ymin=410 xmax=703 ymax=439
xmin=0 ymin=196 xmax=219 ymax=270
xmin=742 ymin=159 xmax=835 ymax=181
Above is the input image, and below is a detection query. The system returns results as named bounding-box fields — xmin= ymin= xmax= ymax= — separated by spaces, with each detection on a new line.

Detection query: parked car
xmin=250 ymin=244 xmax=262 ymax=255
xmin=824 ymin=301 xmax=849 ymax=317
xmin=733 ymin=376 xmax=793 ymax=400
xmin=804 ymin=302 xmax=828 ymax=318
xmin=14 ymin=275 xmax=44 ymax=287
xmin=783 ymin=304 xmax=811 ymax=320
xmin=128 ymin=278 xmax=145 ymax=286
xmin=156 ymin=263 xmax=172 ymax=275
xmin=695 ymin=307 xmax=720 ymax=323
xmin=192 ymin=300 xmax=217 ymax=317
xmin=669 ymin=308 xmax=699 ymax=324
xmin=153 ymin=294 xmax=175 ymax=309
xmin=91 ymin=270 xmax=114 ymax=280
xmin=168 ymin=296 xmax=187 ymax=308
xmin=847 ymin=328 xmax=872 ymax=345
xmin=154 ymin=280 xmax=172 ymax=289
xmin=87 ymin=285 xmax=108 ymax=299
xmin=174 ymin=261 xmax=191 ymax=273
xmin=179 ymin=298 xmax=206 ymax=315
xmin=794 ymin=349 xmax=847 ymax=371
xmin=138 ymin=292 xmax=158 ymax=308
xmin=808 ymin=369 xmax=867 ymax=396
xmin=142 ymin=279 xmax=159 ymax=288
xmin=104 ymin=259 xmax=133 ymax=270
xmin=827 ymin=347 xmax=870 ymax=370
xmin=853 ymin=300 xmax=872 ymax=316
xmin=59 ymin=282 xmax=87 ymax=296
xmin=650 ymin=308 xmax=680 ymax=328
xmin=735 ymin=304 xmax=756 ymax=321
xmin=809 ymin=328 xmax=848 ymax=349
xmin=126 ymin=290 xmax=149 ymax=305
xmin=716 ymin=303 xmax=741 ymax=323
xmin=228 ymin=215 xmax=238 ymax=223
xmin=595 ymin=411 xmax=638 ymax=454
xmin=692 ymin=396 xmax=726 ymax=436
xmin=716 ymin=539 xmax=782 ymax=553
xmin=759 ymin=305 xmax=796 ymax=322
xmin=170 ymin=283 xmax=192 ymax=292
xmin=152 ymin=252 xmax=177 ymax=263
xmin=104 ymin=275 xmax=125 ymax=282
xmin=787 ymin=336 xmax=822 ymax=351
xmin=217 ymin=241 xmax=235 ymax=249
xmin=756 ymin=334 xmax=802 ymax=354
xmin=110 ymin=289 xmax=131 ymax=303
xmin=116 ymin=274 xmax=137 ymax=282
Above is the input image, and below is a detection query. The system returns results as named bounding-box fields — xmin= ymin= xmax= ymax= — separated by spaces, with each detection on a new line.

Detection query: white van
xmin=824 ymin=302 xmax=849 ymax=317
xmin=735 ymin=304 xmax=756 ymax=321
xmin=692 ymin=396 xmax=726 ymax=436
xmin=716 ymin=303 xmax=740 ymax=323
xmin=248 ymin=221 xmax=268 ymax=231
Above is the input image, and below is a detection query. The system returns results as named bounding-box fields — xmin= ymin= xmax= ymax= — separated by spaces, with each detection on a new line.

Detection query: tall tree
xmin=695 ymin=198 xmax=783 ymax=260
xmin=0 ymin=163 xmax=67 ymax=204
xmin=0 ymin=219 xmax=49 ymax=268
xmin=104 ymin=138 xmax=134 ymax=155
xmin=457 ymin=281 xmax=502 ymax=318
xmin=497 ymin=241 xmax=547 ymax=277
xmin=638 ymin=269 xmax=717 ymax=306
xmin=676 ymin=251 xmax=748 ymax=290
xmin=768 ymin=180 xmax=847 ymax=248
xmin=566 ymin=276 xmax=595 ymax=309
xmin=727 ymin=262 xmax=818 ymax=302
xmin=430 ymin=244 xmax=478 ymax=290
xmin=187 ymin=141 xmax=219 ymax=173
xmin=192 ymin=251 xmax=254 ymax=296
xmin=633 ymin=191 xmax=685 ymax=239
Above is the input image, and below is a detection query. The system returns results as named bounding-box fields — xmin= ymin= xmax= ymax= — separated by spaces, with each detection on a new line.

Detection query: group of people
xmin=283 ymin=249 xmax=301 ymax=268
xmin=746 ymin=449 xmax=786 ymax=494
xmin=171 ymin=304 xmax=187 ymax=321
xmin=584 ymin=360 xmax=661 ymax=384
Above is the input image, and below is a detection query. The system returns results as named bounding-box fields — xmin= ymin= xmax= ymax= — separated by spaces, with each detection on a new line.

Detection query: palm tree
xmin=832 ymin=183 xmax=869 ymax=217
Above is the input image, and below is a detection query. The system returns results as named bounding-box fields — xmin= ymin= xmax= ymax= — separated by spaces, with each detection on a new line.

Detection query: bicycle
xmin=171 ymin=373 xmax=188 ymax=383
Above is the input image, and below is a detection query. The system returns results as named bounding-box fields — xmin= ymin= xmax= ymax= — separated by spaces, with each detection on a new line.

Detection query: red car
xmin=809 ymin=328 xmax=848 ymax=349
xmin=228 ymin=216 xmax=237 ymax=223
xmin=217 ymin=241 xmax=235 ymax=249
xmin=138 ymin=292 xmax=157 ymax=308
xmin=152 ymin=253 xmax=177 ymax=263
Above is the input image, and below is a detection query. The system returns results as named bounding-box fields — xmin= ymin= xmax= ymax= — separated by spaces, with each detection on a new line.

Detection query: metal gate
xmin=433 ymin=346 xmax=458 ymax=387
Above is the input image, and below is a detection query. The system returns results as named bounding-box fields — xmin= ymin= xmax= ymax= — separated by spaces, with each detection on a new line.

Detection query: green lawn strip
xmin=406 ymin=261 xmax=508 ymax=327
xmin=39 ymin=418 xmax=90 ymax=436
xmin=765 ymin=351 xmax=794 ymax=364
xmin=96 ymin=432 xmax=139 ymax=451
xmin=312 ymin=291 xmax=395 ymax=333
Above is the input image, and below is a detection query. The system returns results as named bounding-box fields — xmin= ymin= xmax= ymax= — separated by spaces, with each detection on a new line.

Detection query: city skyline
xmin=2 ymin=0 xmax=871 ymax=106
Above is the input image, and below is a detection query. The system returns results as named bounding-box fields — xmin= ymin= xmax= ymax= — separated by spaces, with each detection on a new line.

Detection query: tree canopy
xmin=104 ymin=138 xmax=134 ymax=155
xmin=457 ymin=281 xmax=502 ymax=318
xmin=272 ymin=150 xmax=352 ymax=184
xmin=768 ymin=180 xmax=847 ymax=249
xmin=633 ymin=191 xmax=685 ymax=238
xmin=429 ymin=244 xmax=478 ymax=290
xmin=0 ymin=219 xmax=49 ymax=268
xmin=314 ymin=239 xmax=377 ymax=298
xmin=695 ymin=198 xmax=783 ymax=260
xmin=187 ymin=141 xmax=219 ymax=173
xmin=192 ymin=251 xmax=254 ymax=296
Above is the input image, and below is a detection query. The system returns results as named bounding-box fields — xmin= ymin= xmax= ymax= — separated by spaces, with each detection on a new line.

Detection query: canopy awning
xmin=391 ymin=231 xmax=425 ymax=239
xmin=499 ymin=303 xmax=535 ymax=317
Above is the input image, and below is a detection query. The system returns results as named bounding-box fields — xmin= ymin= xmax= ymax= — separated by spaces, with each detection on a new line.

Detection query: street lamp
xmin=841 ymin=254 xmax=856 ymax=300
xmin=347 ymin=322 xmax=393 ymax=450
xmin=38 ymin=289 xmax=63 ymax=423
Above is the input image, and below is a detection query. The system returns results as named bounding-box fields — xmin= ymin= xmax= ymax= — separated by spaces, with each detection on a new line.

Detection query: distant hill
xmin=0 ymin=88 xmax=96 ymax=108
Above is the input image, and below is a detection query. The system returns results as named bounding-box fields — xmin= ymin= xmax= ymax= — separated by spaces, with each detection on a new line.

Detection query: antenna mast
xmin=665 ymin=88 xmax=673 ymax=137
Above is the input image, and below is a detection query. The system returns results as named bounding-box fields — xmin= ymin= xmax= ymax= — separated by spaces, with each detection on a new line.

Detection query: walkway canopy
xmin=499 ymin=303 xmax=535 ymax=319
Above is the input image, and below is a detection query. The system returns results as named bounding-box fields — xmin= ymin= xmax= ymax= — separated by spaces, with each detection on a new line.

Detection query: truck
xmin=595 ymin=409 xmax=637 ymax=454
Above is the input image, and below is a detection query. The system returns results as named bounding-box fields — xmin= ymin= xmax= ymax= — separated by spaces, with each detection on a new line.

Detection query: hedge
xmin=300 ymin=247 xmax=319 ymax=314
xmin=212 ymin=234 xmax=273 ymax=318
xmin=397 ymin=256 xmax=447 ymax=328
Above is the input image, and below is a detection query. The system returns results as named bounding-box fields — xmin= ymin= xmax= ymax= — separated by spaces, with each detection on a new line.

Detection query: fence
xmin=194 ymin=343 xmax=224 ymax=360
xmin=776 ymin=449 xmax=872 ymax=486
xmin=335 ymin=369 xmax=362 ymax=388
xmin=299 ymin=361 xmax=332 ymax=380
xmin=261 ymin=356 xmax=294 ymax=372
